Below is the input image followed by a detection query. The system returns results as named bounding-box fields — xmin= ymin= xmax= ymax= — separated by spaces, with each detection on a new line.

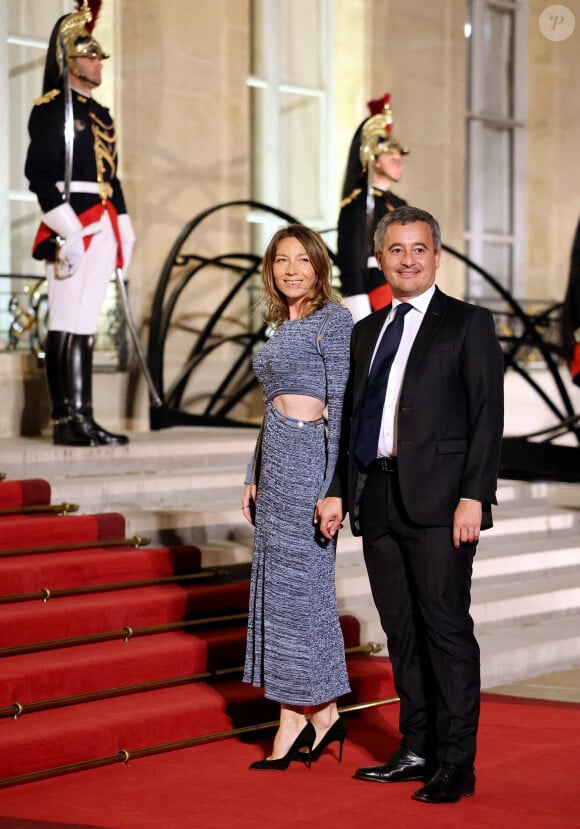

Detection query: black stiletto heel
xmin=249 ymin=721 xmax=316 ymax=770
xmin=295 ymin=716 xmax=347 ymax=763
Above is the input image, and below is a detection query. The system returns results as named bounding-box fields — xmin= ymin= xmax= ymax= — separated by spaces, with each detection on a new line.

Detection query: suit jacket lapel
xmin=353 ymin=306 xmax=391 ymax=413
xmin=404 ymin=286 xmax=449 ymax=374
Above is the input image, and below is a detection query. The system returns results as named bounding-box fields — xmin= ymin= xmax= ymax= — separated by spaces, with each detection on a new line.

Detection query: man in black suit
xmin=317 ymin=206 xmax=504 ymax=803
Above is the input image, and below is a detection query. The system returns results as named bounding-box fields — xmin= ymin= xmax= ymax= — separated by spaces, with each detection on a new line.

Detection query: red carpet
xmin=0 ymin=695 xmax=576 ymax=828
xmin=0 ymin=479 xmax=395 ymax=786
xmin=1 ymin=478 xmax=576 ymax=826
xmin=0 ymin=479 xmax=51 ymax=509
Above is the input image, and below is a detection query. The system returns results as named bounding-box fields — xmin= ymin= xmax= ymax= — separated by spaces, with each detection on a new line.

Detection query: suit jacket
xmin=327 ymin=286 xmax=505 ymax=535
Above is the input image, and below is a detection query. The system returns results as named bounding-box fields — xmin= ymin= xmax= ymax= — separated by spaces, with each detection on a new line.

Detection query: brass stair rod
xmin=1 ymin=642 xmax=383 ymax=720
xmin=0 ymin=502 xmax=79 ymax=516
xmin=0 ymin=612 xmax=250 ymax=657
xmin=0 ymin=567 xmax=232 ymax=605
xmin=3 ymin=666 xmax=244 ymax=720
xmin=123 ymin=693 xmax=401 ymax=759
xmin=0 ymin=694 xmax=400 ymax=790
xmin=0 ymin=535 xmax=151 ymax=558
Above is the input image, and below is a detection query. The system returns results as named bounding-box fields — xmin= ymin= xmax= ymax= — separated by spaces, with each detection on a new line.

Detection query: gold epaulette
xmin=340 ymin=187 xmax=362 ymax=208
xmin=34 ymin=88 xmax=61 ymax=106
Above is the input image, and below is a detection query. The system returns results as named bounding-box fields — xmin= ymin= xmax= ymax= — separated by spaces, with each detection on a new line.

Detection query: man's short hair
xmin=374 ymin=206 xmax=442 ymax=253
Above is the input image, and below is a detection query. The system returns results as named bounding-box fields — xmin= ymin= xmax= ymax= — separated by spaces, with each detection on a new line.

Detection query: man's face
xmin=69 ymin=56 xmax=103 ymax=88
xmin=375 ymin=150 xmax=404 ymax=183
xmin=375 ymin=221 xmax=441 ymax=300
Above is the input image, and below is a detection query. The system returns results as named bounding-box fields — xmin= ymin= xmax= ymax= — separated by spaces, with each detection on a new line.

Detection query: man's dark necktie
xmin=355 ymin=302 xmax=413 ymax=467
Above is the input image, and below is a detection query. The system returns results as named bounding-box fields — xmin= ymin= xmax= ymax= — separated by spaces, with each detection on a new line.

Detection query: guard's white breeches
xmin=46 ymin=212 xmax=118 ymax=334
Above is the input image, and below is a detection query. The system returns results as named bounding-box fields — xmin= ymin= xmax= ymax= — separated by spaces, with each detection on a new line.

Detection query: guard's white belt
xmin=56 ymin=181 xmax=113 ymax=196
xmin=367 ymin=256 xmax=378 ymax=268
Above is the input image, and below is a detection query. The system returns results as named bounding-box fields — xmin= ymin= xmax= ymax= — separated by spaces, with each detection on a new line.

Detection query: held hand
xmin=453 ymin=500 xmax=482 ymax=548
xmin=56 ymin=235 xmax=85 ymax=278
xmin=315 ymin=497 xmax=345 ymax=540
xmin=241 ymin=483 xmax=257 ymax=526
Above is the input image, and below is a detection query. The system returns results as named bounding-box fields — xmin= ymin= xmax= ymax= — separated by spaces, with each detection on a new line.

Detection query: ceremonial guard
xmin=25 ymin=0 xmax=134 ymax=446
xmin=337 ymin=94 xmax=409 ymax=321
xmin=561 ymin=216 xmax=580 ymax=386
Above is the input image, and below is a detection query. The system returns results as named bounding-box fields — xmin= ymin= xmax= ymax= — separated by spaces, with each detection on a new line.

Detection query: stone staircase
xmin=1 ymin=426 xmax=579 ymax=690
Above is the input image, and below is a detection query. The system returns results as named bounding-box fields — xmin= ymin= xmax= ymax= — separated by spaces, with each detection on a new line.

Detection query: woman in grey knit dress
xmin=241 ymin=225 xmax=353 ymax=770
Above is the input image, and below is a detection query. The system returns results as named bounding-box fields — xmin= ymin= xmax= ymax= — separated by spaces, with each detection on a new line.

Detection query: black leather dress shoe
xmin=412 ymin=764 xmax=475 ymax=803
xmin=354 ymin=745 xmax=427 ymax=783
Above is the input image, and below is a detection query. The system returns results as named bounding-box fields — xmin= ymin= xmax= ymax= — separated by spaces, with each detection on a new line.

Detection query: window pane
xmin=279 ymin=92 xmax=320 ymax=221
xmin=250 ymin=0 xmax=265 ymax=76
xmin=482 ymin=7 xmax=514 ymax=118
xmin=483 ymin=241 xmax=512 ymax=288
xmin=8 ymin=0 xmax=58 ymax=40
xmin=279 ymin=0 xmax=322 ymax=87
xmin=467 ymin=241 xmax=513 ymax=299
xmin=482 ymin=125 xmax=512 ymax=235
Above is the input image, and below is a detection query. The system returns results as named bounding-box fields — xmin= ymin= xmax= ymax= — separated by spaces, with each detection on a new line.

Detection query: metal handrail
xmin=0 ymin=502 xmax=79 ymax=517
xmin=0 ymin=535 xmax=150 ymax=559
xmin=1 ymin=642 xmax=382 ymax=721
xmin=0 ymin=612 xmax=250 ymax=657
xmin=0 ymin=567 xmax=231 ymax=605
xmin=0 ymin=689 xmax=399 ymax=789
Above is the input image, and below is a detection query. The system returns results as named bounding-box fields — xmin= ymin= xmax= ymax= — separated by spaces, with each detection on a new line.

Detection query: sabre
xmin=115 ymin=268 xmax=163 ymax=408
xmin=53 ymin=31 xmax=75 ymax=278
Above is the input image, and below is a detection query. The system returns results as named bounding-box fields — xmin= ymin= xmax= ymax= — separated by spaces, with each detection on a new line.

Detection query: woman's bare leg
xmin=268 ymin=704 xmax=308 ymax=760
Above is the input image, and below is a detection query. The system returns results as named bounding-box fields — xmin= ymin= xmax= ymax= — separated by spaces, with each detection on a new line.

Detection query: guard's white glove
xmin=118 ymin=213 xmax=136 ymax=276
xmin=43 ymin=202 xmax=86 ymax=277
xmin=342 ymin=293 xmax=372 ymax=323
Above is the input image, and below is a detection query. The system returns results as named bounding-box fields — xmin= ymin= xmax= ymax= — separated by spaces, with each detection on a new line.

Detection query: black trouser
xmin=360 ymin=464 xmax=480 ymax=768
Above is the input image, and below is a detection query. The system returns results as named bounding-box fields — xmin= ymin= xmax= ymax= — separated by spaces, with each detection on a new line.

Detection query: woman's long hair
xmin=261 ymin=224 xmax=341 ymax=327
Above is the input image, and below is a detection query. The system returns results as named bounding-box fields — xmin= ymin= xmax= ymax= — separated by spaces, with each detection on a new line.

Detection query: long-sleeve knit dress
xmin=243 ymin=301 xmax=353 ymax=706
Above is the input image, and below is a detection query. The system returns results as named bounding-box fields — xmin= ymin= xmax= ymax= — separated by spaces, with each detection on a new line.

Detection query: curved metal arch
xmin=148 ymin=201 xmax=304 ymax=429
xmin=444 ymin=244 xmax=577 ymax=430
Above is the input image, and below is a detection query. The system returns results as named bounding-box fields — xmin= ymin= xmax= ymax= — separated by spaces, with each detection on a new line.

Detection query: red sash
xmin=368 ymin=282 xmax=393 ymax=311
xmin=32 ymin=201 xmax=124 ymax=268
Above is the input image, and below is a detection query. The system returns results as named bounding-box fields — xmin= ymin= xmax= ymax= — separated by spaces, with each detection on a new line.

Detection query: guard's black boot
xmin=72 ymin=334 xmax=129 ymax=447
xmin=45 ymin=330 xmax=97 ymax=447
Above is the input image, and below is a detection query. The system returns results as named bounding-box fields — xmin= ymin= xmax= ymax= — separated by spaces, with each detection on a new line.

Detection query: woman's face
xmin=272 ymin=236 xmax=317 ymax=312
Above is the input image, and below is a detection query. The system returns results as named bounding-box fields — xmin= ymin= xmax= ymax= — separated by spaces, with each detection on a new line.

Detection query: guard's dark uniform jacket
xmin=337 ymin=184 xmax=407 ymax=309
xmin=25 ymin=87 xmax=127 ymax=262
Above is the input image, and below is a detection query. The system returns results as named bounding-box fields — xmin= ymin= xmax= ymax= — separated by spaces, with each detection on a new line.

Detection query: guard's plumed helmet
xmin=359 ymin=93 xmax=409 ymax=173
xmin=42 ymin=0 xmax=109 ymax=93
xmin=341 ymin=93 xmax=410 ymax=198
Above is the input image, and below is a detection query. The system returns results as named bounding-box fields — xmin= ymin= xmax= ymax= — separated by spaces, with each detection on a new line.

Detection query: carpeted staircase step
xmin=0 ymin=616 xmax=366 ymax=712
xmin=0 ymin=479 xmax=51 ymax=509
xmin=0 ymin=629 xmax=250 ymax=709
xmin=0 ymin=544 xmax=203 ymax=596
xmin=0 ymin=655 xmax=396 ymax=784
xmin=0 ymin=581 xmax=251 ymax=650
xmin=0 ymin=513 xmax=126 ymax=549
